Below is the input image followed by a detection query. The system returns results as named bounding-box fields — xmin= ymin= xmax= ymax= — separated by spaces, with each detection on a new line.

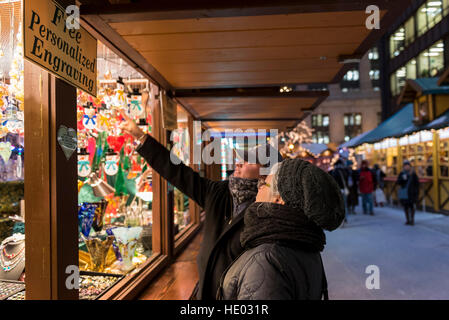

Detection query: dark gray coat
xmin=217 ymin=243 xmax=324 ymax=300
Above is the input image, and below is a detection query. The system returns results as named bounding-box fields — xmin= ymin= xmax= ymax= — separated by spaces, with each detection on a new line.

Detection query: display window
xmin=438 ymin=128 xmax=449 ymax=178
xmin=400 ymin=133 xmax=433 ymax=178
xmin=76 ymin=42 xmax=158 ymax=299
xmin=0 ymin=0 xmax=26 ymax=297
xmin=166 ymin=105 xmax=194 ymax=238
xmin=375 ymin=140 xmax=398 ymax=177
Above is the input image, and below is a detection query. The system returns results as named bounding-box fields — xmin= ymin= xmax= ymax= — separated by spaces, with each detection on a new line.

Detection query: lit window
xmin=368 ymin=47 xmax=379 ymax=60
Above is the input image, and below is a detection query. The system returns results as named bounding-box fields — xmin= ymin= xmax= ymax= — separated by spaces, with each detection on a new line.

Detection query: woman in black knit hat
xmin=217 ymin=158 xmax=345 ymax=300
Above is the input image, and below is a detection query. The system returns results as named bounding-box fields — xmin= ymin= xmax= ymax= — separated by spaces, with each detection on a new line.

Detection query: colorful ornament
xmin=105 ymin=153 xmax=119 ymax=176
xmin=0 ymin=142 xmax=12 ymax=163
xmin=78 ymin=153 xmax=92 ymax=178
xmin=83 ymin=106 xmax=97 ymax=131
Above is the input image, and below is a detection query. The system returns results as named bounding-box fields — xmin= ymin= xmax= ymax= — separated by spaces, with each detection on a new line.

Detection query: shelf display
xmin=439 ymin=138 xmax=449 ymax=177
xmin=0 ymin=279 xmax=25 ymax=300
xmin=77 ymin=42 xmax=155 ymax=281
xmin=79 ymin=272 xmax=123 ymax=300
xmin=401 ymin=138 xmax=433 ymax=177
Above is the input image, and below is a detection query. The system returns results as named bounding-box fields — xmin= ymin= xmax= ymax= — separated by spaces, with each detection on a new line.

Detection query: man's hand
xmin=119 ymin=110 xmax=145 ymax=140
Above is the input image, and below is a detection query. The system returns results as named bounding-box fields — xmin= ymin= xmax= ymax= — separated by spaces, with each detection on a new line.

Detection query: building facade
xmin=379 ymin=0 xmax=449 ymax=119
xmin=303 ymin=50 xmax=382 ymax=146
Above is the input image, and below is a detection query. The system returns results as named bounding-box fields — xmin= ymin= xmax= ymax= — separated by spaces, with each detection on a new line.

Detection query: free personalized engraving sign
xmin=24 ymin=0 xmax=97 ymax=96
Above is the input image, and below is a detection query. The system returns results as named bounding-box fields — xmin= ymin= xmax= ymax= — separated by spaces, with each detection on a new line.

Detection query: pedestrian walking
xmin=359 ymin=160 xmax=376 ymax=215
xmin=119 ymin=111 xmax=283 ymax=300
xmin=346 ymin=160 xmax=359 ymax=215
xmin=373 ymin=164 xmax=386 ymax=207
xmin=330 ymin=159 xmax=349 ymax=223
xmin=217 ymin=159 xmax=345 ymax=300
xmin=397 ymin=160 xmax=420 ymax=226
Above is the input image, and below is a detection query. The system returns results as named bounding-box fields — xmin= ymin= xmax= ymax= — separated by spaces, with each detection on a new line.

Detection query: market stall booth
xmin=0 ymin=0 xmax=203 ymax=300
xmin=0 ymin=0 xmax=412 ymax=300
xmin=284 ymin=143 xmax=335 ymax=172
xmin=343 ymin=77 xmax=449 ymax=213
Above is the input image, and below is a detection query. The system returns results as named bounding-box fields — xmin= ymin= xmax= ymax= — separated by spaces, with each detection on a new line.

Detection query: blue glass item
xmin=111 ymin=226 xmax=143 ymax=272
xmin=106 ymin=227 xmax=122 ymax=261
xmin=78 ymin=203 xmax=97 ymax=237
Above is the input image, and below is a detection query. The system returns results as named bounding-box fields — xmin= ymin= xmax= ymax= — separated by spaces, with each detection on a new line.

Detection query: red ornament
xmin=107 ymin=135 xmax=125 ymax=153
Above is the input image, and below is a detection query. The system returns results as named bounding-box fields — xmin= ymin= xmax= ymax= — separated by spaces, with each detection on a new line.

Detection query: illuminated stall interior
xmin=344 ymin=75 xmax=449 ymax=213
xmin=0 ymin=0 xmax=25 ymax=300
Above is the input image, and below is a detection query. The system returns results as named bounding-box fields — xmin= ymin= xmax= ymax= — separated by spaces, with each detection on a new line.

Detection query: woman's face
xmin=255 ymin=174 xmax=284 ymax=204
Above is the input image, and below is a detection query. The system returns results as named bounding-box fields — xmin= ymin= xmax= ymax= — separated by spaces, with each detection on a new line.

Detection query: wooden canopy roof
xmin=81 ymin=0 xmax=410 ymax=131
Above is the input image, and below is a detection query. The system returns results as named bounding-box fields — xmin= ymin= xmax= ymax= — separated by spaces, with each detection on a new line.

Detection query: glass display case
xmin=167 ymin=105 xmax=192 ymax=237
xmin=76 ymin=42 xmax=157 ymax=298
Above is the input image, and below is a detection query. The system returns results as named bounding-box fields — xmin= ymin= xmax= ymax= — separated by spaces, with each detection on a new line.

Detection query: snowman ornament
xmin=83 ymin=103 xmax=97 ymax=131
xmin=104 ymin=152 xmax=119 ymax=176
xmin=78 ymin=153 xmax=91 ymax=178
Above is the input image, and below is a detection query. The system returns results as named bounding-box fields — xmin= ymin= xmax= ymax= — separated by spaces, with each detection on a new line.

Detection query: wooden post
xmin=24 ymin=61 xmax=78 ymax=299
xmin=432 ymin=130 xmax=440 ymax=212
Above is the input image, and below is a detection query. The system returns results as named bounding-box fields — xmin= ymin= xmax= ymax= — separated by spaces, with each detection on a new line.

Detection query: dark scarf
xmin=228 ymin=175 xmax=258 ymax=217
xmin=240 ymin=202 xmax=326 ymax=252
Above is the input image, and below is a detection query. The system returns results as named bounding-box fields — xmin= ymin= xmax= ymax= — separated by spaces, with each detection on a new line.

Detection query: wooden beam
xmin=201 ymin=118 xmax=301 ymax=122
xmin=81 ymin=0 xmax=392 ymax=23
xmin=80 ymin=15 xmax=173 ymax=91
xmin=174 ymin=87 xmax=329 ymax=98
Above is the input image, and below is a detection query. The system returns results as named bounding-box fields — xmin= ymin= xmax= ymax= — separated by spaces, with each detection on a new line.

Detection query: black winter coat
xmin=137 ymin=135 xmax=244 ymax=300
xmin=218 ymin=243 xmax=324 ymax=300
xmin=396 ymin=170 xmax=420 ymax=203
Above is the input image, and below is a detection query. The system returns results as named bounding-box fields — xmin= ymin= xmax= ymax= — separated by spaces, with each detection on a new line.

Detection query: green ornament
xmin=114 ymin=163 xmax=128 ymax=196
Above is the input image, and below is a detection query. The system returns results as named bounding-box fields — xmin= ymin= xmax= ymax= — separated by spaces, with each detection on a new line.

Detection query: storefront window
xmin=440 ymin=139 xmax=449 ymax=177
xmin=0 ymin=0 xmax=25 ymax=292
xmin=170 ymin=106 xmax=192 ymax=236
xmin=402 ymin=138 xmax=434 ymax=178
xmin=77 ymin=42 xmax=156 ymax=299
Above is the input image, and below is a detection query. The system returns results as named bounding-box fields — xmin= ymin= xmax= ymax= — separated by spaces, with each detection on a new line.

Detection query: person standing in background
xmin=330 ymin=159 xmax=349 ymax=223
xmin=373 ymin=164 xmax=386 ymax=207
xmin=358 ymin=160 xmax=376 ymax=216
xmin=346 ymin=160 xmax=359 ymax=215
xmin=397 ymin=160 xmax=420 ymax=226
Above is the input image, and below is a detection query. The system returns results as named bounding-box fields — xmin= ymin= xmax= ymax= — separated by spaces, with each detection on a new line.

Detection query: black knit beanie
xmin=277 ymin=158 xmax=345 ymax=231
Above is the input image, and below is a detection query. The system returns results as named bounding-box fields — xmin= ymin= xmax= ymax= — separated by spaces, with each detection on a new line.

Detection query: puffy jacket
xmin=217 ymin=243 xmax=325 ymax=300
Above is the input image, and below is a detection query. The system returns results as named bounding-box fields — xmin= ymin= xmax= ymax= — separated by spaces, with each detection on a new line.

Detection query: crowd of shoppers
xmin=330 ymin=157 xmax=420 ymax=226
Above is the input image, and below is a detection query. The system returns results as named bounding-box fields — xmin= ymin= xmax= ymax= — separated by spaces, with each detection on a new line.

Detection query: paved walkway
xmin=322 ymin=204 xmax=449 ymax=300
